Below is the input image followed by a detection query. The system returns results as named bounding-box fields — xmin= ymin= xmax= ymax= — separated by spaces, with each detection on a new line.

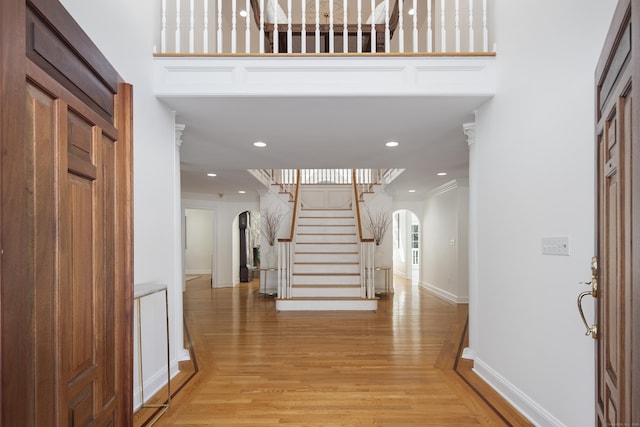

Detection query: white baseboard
xmin=133 ymin=359 xmax=180 ymax=411
xmin=393 ymin=270 xmax=408 ymax=279
xmin=420 ymin=281 xmax=469 ymax=304
xmin=177 ymin=347 xmax=191 ymax=361
xmin=473 ymin=358 xmax=562 ymax=427
xmin=185 ymin=269 xmax=211 ymax=275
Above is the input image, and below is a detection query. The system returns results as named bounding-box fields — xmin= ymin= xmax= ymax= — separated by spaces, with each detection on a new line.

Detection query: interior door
xmin=1 ymin=1 xmax=133 ymax=425
xmin=593 ymin=0 xmax=639 ymax=425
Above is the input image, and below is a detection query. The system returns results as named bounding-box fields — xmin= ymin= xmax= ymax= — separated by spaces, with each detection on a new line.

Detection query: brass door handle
xmin=577 ymin=278 xmax=598 ymax=339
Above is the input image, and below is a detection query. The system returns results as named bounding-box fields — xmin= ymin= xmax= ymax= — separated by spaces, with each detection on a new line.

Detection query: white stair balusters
xmin=159 ymin=0 xmax=491 ymax=55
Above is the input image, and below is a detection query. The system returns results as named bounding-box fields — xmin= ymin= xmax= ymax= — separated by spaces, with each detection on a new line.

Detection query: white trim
xmin=473 ymin=358 xmax=560 ymax=427
xmin=420 ymin=281 xmax=468 ymax=304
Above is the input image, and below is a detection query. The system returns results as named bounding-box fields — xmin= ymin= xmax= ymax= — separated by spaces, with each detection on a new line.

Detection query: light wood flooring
xmin=137 ymin=275 xmax=532 ymax=426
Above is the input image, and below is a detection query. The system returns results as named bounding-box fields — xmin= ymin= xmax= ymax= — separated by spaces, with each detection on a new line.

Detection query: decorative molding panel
xmin=154 ymin=56 xmax=496 ymax=97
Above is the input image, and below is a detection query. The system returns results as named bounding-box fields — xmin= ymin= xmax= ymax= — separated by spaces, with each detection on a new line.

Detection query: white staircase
xmin=275 ymin=194 xmax=378 ymax=311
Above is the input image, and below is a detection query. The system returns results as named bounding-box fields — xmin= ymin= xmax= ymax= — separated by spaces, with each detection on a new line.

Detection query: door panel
xmin=1 ymin=0 xmax=133 ymax=424
xmin=595 ymin=1 xmax=637 ymax=424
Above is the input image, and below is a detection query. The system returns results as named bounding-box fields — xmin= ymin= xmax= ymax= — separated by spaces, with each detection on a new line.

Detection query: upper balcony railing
xmin=158 ymin=0 xmax=493 ymax=55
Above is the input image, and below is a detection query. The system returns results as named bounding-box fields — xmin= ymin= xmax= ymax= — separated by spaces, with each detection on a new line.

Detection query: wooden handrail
xmin=352 ymin=169 xmax=375 ymax=244
xmin=278 ymin=169 xmax=301 ymax=243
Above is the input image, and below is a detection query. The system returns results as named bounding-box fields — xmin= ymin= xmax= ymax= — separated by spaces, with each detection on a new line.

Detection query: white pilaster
xmin=463 ymin=121 xmax=477 ymax=360
xmin=174 ymin=121 xmax=190 ymax=361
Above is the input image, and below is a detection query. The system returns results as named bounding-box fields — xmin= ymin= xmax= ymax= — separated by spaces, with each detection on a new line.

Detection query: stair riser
xmin=297 ymin=225 xmax=356 ymax=234
xmin=293 ymin=275 xmax=360 ymax=285
xmin=295 ymin=253 xmax=359 ymax=263
xmin=297 ymin=217 xmax=354 ymax=226
xmin=291 ymin=287 xmax=361 ymax=298
xmin=275 ymin=299 xmax=378 ymax=311
xmin=299 ymin=209 xmax=353 ymax=218
xmin=294 ymin=264 xmax=359 ymax=274
xmin=296 ymin=234 xmax=356 ymax=244
xmin=295 ymin=243 xmax=358 ymax=252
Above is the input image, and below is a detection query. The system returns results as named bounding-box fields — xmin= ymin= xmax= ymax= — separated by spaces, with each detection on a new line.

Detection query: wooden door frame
xmin=594 ymin=0 xmax=639 ymax=423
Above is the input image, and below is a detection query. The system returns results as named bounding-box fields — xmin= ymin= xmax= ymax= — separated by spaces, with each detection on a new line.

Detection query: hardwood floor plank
xmin=140 ymin=275 xmax=527 ymax=426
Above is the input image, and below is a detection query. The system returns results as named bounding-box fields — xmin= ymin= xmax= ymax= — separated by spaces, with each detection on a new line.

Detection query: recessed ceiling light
xmin=385 ymin=141 xmax=399 ymax=147
xmin=437 ymin=172 xmax=448 ymax=176
xmin=207 ymin=173 xmax=217 ymax=177
xmin=239 ymin=9 xmax=248 ymax=17
xmin=408 ymin=8 xmax=415 ymax=16
xmin=253 ymin=141 xmax=267 ymax=148
xmin=238 ymin=190 xmax=246 ymax=194
xmin=408 ymin=189 xmax=416 ymax=193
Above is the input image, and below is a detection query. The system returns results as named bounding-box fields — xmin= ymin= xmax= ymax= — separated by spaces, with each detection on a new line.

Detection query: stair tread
xmin=299 ymin=216 xmax=353 ymax=219
xmin=276 ymin=297 xmax=378 ymax=301
xmin=297 ymin=232 xmax=356 ymax=235
xmin=295 ymin=251 xmax=358 ymax=253
xmin=295 ymin=274 xmax=360 ymax=277
xmin=294 ymin=262 xmax=358 ymax=265
xmin=296 ymin=242 xmax=357 ymax=245
xmin=291 ymin=283 xmax=361 ymax=289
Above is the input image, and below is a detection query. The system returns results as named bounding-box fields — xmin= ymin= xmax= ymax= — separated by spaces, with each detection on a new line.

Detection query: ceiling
xmin=168 ymin=94 xmax=489 ymax=202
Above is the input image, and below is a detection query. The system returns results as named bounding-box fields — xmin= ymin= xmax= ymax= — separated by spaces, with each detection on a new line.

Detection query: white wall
xmin=183 ymin=195 xmax=259 ymax=287
xmin=60 ymin=0 xmax=186 ymax=409
xmin=421 ymin=180 xmax=469 ymax=303
xmin=473 ymin=1 xmax=616 ymax=426
xmin=184 ymin=209 xmax=214 ymax=274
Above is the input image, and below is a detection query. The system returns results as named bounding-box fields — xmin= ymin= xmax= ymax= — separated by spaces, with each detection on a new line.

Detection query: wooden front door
xmin=594 ymin=0 xmax=639 ymax=425
xmin=1 ymin=0 xmax=133 ymax=425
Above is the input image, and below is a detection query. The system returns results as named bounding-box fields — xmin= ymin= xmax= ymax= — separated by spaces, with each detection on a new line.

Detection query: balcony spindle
xmin=175 ymin=0 xmax=181 ymax=53
xmin=455 ymin=0 xmax=460 ymax=52
xmin=343 ymin=0 xmax=348 ymax=53
xmin=259 ymin=0 xmax=265 ymax=53
xmin=468 ymin=0 xmax=474 ymax=52
xmin=427 ymin=0 xmax=432 ymax=52
xmin=203 ymin=0 xmax=209 ymax=52
xmin=357 ymin=0 xmax=362 ymax=53
xmin=189 ymin=0 xmax=195 ymax=53
xmin=231 ymin=0 xmax=237 ymax=53
xmin=315 ymin=0 xmax=320 ymax=53
xmin=411 ymin=0 xmax=417 ymax=52
xmin=245 ymin=0 xmax=251 ymax=52
xmin=398 ymin=0 xmax=404 ymax=53
xmin=287 ymin=0 xmax=292 ymax=53
xmin=301 ymin=0 xmax=306 ymax=53
xmin=483 ymin=0 xmax=488 ymax=51
xmin=329 ymin=0 xmax=334 ymax=53
xmin=440 ymin=0 xmax=446 ymax=52
xmin=273 ymin=0 xmax=279 ymax=54
xmin=161 ymin=0 xmax=167 ymax=53
xmin=217 ymin=0 xmax=222 ymax=53
xmin=370 ymin=0 xmax=375 ymax=53
xmin=384 ymin=0 xmax=390 ymax=53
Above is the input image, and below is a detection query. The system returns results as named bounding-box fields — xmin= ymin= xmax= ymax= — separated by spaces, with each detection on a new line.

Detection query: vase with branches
xmin=365 ymin=208 xmax=391 ymax=246
xmin=261 ymin=208 xmax=284 ymax=267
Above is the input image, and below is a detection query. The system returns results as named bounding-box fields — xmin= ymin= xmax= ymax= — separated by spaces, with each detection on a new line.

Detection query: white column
xmin=174 ymin=122 xmax=189 ymax=362
xmin=463 ymin=122 xmax=477 ymax=360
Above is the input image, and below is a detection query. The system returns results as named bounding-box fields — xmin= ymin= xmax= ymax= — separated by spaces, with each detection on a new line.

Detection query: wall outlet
xmin=542 ymin=236 xmax=570 ymax=256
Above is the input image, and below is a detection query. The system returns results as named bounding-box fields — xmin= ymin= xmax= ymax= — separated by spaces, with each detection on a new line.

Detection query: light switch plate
xmin=542 ymin=236 xmax=570 ymax=256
